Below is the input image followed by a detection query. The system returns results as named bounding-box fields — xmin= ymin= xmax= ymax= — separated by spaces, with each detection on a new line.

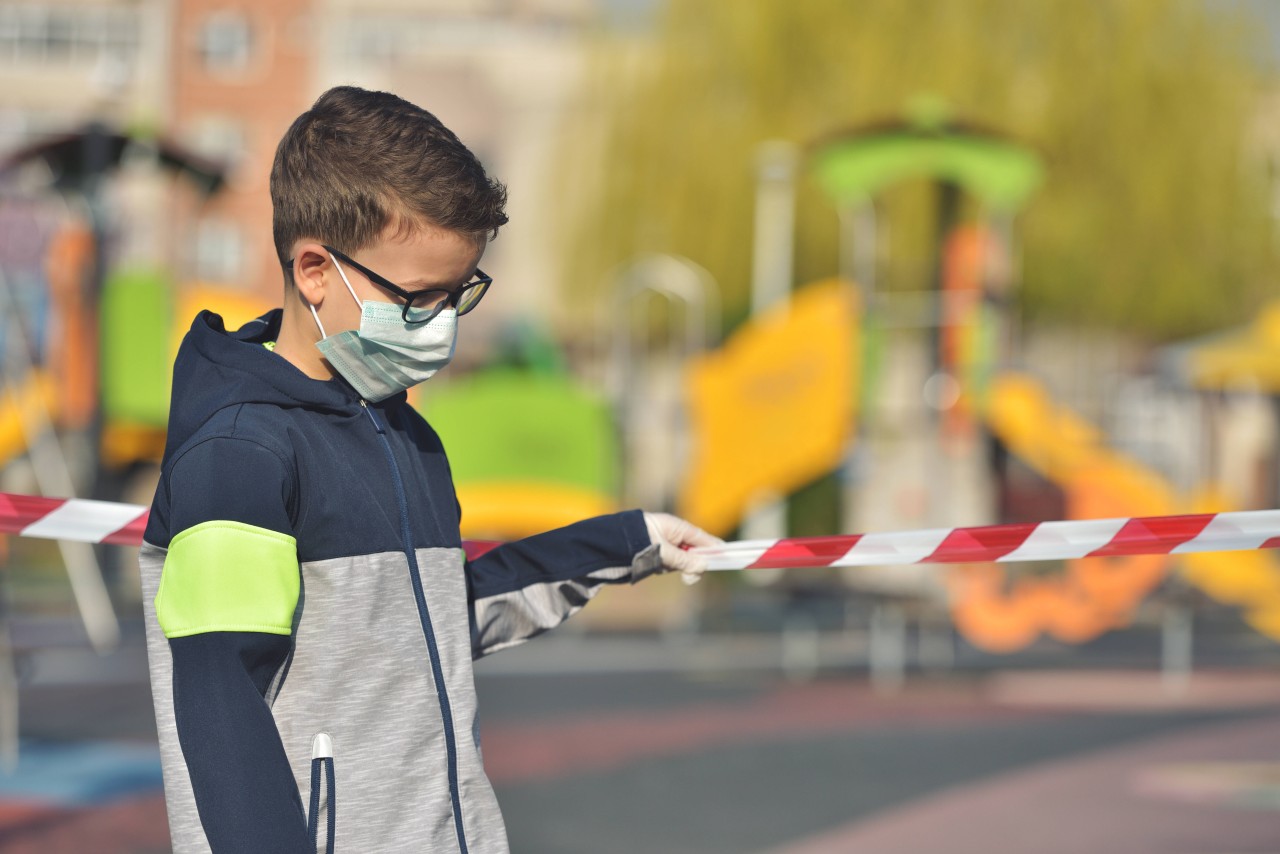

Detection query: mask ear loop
xmin=308 ymin=252 xmax=364 ymax=340
xmin=328 ymin=254 xmax=364 ymax=309
xmin=309 ymin=303 xmax=328 ymax=339
xmin=289 ymin=257 xmax=329 ymax=340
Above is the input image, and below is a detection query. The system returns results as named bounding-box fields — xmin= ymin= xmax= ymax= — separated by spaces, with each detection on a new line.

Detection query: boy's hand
xmin=643 ymin=513 xmax=724 ymax=585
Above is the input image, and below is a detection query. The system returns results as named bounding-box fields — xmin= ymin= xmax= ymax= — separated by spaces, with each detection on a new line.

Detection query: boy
xmin=139 ymin=86 xmax=717 ymax=853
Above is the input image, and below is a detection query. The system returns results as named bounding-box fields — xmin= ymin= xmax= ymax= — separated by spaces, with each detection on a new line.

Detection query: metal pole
xmin=916 ymin=613 xmax=955 ymax=672
xmin=742 ymin=142 xmax=799 ymax=555
xmin=609 ymin=255 xmax=716 ymax=511
xmin=839 ymin=201 xmax=877 ymax=537
xmin=869 ymin=602 xmax=907 ymax=693
xmin=988 ymin=210 xmax=1019 ymax=368
xmin=750 ymin=141 xmax=798 ymax=314
xmin=1161 ymin=598 xmax=1193 ymax=695
xmin=781 ymin=610 xmax=820 ymax=682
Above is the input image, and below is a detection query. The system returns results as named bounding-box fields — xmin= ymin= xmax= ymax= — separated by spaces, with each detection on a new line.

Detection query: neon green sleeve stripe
xmin=155 ymin=520 xmax=300 ymax=639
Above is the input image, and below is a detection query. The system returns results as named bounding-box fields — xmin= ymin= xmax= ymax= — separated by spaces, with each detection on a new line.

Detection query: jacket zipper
xmin=361 ymin=400 xmax=469 ymax=854
xmin=308 ymin=733 xmax=336 ymax=854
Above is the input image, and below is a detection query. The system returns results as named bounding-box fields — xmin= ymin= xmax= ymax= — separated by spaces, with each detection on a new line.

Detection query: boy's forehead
xmin=381 ymin=217 xmax=486 ymax=254
xmin=362 ymin=222 xmax=485 ymax=286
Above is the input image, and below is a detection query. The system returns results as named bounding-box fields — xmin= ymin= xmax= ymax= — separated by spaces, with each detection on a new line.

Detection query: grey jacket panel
xmin=141 ymin=542 xmax=510 ymax=853
xmin=472 ymin=542 xmax=662 ymax=658
xmin=140 ymin=541 xmax=212 ymax=854
xmin=273 ymin=547 xmax=508 ymax=854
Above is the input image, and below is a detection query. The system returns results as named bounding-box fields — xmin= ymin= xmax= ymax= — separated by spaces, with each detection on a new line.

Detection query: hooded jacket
xmin=139 ymin=310 xmax=659 ymax=853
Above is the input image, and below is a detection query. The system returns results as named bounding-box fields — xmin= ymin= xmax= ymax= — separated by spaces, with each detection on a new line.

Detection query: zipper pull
xmin=312 ymin=731 xmax=334 ymax=760
xmin=360 ymin=399 xmax=386 ymax=434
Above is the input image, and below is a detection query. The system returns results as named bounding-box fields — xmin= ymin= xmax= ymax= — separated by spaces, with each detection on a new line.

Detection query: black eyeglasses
xmin=286 ymin=245 xmax=492 ymax=324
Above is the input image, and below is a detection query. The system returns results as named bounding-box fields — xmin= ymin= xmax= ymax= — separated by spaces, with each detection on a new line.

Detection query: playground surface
xmin=1 ymin=621 xmax=1278 ymax=853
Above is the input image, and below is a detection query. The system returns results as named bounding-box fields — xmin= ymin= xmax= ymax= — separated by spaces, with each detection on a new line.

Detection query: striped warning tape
xmin=693 ymin=510 xmax=1280 ymax=570
xmin=4 ymin=491 xmax=1280 ymax=569
xmin=0 ymin=492 xmax=148 ymax=545
xmin=0 ymin=491 xmax=511 ymax=558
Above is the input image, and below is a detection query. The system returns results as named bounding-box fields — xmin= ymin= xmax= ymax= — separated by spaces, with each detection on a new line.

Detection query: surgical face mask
xmin=311 ymin=255 xmax=458 ymax=402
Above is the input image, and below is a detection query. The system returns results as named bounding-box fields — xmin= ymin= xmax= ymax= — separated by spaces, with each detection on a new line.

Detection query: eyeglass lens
xmin=403 ymin=280 xmax=488 ymax=322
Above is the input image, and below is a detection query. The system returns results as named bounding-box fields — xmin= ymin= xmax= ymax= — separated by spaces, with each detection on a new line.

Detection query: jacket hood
xmin=164 ymin=309 xmax=388 ymax=456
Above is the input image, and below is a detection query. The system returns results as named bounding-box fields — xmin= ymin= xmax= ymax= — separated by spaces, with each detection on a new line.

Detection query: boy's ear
xmin=291 ymin=242 xmax=331 ymax=307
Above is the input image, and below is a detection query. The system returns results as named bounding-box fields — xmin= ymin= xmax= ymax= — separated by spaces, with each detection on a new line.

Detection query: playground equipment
xmin=0 ymin=249 xmax=272 ymax=768
xmin=0 ymin=371 xmax=55 ymax=470
xmin=609 ymin=253 xmax=719 ymax=514
xmin=100 ymin=274 xmax=272 ymax=467
xmin=678 ymin=278 xmax=858 ymax=537
xmin=0 ymin=124 xmax=250 ymax=767
xmin=3 ymin=267 xmax=274 ymax=476
xmin=0 ymin=264 xmax=118 ymax=653
xmin=665 ymin=103 xmax=1280 ymax=663
xmin=3 ymin=100 xmax=1276 ymax=703
xmin=418 ymin=366 xmax=622 ymax=539
xmin=1167 ymin=299 xmax=1280 ymax=391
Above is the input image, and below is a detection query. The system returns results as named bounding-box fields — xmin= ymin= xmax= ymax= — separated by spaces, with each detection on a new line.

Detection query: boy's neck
xmin=272 ymin=301 xmax=337 ymax=381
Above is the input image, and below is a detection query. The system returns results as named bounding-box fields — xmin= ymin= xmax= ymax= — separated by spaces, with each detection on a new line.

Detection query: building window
xmin=0 ymin=5 xmax=140 ymax=65
xmin=197 ymin=12 xmax=253 ymax=74
xmin=340 ymin=14 xmax=518 ymax=66
xmin=193 ymin=218 xmax=245 ymax=284
xmin=184 ymin=116 xmax=248 ymax=169
xmin=182 ymin=115 xmax=252 ymax=190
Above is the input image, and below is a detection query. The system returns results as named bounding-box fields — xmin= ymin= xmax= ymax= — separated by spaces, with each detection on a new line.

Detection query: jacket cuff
xmin=622 ymin=509 xmax=663 ymax=582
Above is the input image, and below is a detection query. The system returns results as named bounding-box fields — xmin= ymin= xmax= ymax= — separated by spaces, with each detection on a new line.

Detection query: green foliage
xmin=563 ymin=0 xmax=1275 ymax=340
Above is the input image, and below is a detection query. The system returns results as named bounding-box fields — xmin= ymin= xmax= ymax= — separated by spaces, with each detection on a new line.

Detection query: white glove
xmin=643 ymin=512 xmax=724 ymax=585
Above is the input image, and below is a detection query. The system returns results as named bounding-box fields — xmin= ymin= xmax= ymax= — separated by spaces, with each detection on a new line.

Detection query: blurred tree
xmin=562 ymin=0 xmax=1275 ymax=340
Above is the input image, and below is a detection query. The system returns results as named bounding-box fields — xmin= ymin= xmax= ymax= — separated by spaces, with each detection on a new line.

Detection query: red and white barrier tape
xmin=0 ymin=492 xmax=148 ymax=545
xmin=4 ymin=491 xmax=1280 ymax=569
xmin=692 ymin=511 xmax=1280 ymax=570
xmin=0 ymin=491 xmax=511 ymax=557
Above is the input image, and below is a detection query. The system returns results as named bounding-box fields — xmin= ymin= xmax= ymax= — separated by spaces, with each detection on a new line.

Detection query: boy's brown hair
xmin=270 ymin=86 xmax=507 ymax=282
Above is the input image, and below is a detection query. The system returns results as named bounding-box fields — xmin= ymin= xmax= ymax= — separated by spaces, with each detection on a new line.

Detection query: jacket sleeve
xmin=157 ymin=437 xmax=312 ymax=853
xmin=465 ymin=508 xmax=660 ymax=659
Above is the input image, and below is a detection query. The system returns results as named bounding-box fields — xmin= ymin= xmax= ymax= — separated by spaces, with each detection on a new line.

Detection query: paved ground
xmin=478 ymin=666 xmax=1280 ymax=853
xmin=1 ymin=620 xmax=1278 ymax=852
xmin=768 ymin=714 xmax=1280 ymax=854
